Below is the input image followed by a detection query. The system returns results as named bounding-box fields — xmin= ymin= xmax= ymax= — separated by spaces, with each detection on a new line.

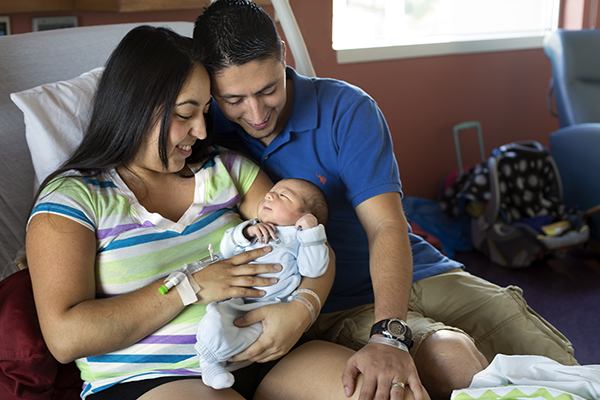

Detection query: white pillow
xmin=10 ymin=67 xmax=103 ymax=191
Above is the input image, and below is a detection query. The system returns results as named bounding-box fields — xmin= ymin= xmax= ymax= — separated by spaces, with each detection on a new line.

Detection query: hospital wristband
xmin=291 ymin=289 xmax=322 ymax=313
xmin=368 ymin=335 xmax=409 ymax=353
xmin=159 ymin=268 xmax=201 ymax=306
xmin=290 ymin=294 xmax=316 ymax=331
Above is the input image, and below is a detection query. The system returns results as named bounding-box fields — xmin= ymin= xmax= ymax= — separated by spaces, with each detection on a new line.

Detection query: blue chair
xmin=543 ymin=29 xmax=600 ymax=241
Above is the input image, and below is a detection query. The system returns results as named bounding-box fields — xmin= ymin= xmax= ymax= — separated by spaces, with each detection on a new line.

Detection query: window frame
xmin=333 ymin=1 xmax=561 ymax=64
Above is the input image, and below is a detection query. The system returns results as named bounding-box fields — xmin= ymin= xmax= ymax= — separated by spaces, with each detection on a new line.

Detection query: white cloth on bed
xmin=451 ymin=354 xmax=600 ymax=400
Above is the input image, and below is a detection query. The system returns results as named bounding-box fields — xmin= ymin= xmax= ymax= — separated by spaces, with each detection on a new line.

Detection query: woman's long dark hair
xmin=34 ymin=25 xmax=214 ymax=202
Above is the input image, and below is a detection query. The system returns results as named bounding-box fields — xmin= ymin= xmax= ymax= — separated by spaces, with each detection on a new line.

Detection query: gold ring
xmin=391 ymin=381 xmax=405 ymax=389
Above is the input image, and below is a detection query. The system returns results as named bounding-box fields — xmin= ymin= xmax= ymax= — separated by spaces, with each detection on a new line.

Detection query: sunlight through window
xmin=332 ymin=0 xmax=561 ymax=62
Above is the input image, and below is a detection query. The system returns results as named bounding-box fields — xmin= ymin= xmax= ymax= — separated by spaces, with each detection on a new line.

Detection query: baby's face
xmin=257 ymin=180 xmax=308 ymax=226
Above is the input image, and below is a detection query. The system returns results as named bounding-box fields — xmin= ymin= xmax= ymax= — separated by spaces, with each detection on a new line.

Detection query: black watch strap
xmin=370 ymin=318 xmax=414 ymax=349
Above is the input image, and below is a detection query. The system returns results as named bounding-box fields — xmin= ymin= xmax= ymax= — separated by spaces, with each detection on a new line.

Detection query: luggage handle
xmin=495 ymin=140 xmax=547 ymax=157
xmin=452 ymin=121 xmax=486 ymax=179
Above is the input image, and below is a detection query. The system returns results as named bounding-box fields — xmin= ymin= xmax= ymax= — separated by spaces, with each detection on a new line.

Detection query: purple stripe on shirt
xmin=224 ymin=151 xmax=237 ymax=172
xmin=97 ymin=220 xmax=155 ymax=240
xmin=138 ymin=335 xmax=196 ymax=345
xmin=155 ymin=369 xmax=199 ymax=375
xmin=199 ymin=195 xmax=241 ymax=214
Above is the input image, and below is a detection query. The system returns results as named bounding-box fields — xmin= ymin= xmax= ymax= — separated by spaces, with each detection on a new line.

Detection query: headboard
xmin=0 ymin=22 xmax=194 ymax=279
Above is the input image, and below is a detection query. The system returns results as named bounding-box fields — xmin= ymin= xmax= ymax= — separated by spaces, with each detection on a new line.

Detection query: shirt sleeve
xmin=296 ymin=224 xmax=329 ymax=278
xmin=333 ymin=91 xmax=402 ymax=208
xmin=218 ymin=147 xmax=261 ymax=199
xmin=219 ymin=219 xmax=257 ymax=258
xmin=28 ymin=175 xmax=97 ymax=232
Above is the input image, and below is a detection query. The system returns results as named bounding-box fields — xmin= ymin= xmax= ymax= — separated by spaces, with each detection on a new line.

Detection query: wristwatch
xmin=370 ymin=318 xmax=414 ymax=349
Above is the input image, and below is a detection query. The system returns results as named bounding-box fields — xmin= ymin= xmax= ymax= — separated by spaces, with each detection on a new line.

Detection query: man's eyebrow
xmin=218 ymin=78 xmax=280 ymax=99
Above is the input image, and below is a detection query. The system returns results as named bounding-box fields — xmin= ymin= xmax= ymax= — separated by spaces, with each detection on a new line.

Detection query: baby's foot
xmin=200 ymin=360 xmax=235 ymax=389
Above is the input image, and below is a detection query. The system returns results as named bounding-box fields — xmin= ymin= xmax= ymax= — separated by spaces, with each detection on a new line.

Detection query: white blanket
xmin=451 ymin=354 xmax=600 ymax=400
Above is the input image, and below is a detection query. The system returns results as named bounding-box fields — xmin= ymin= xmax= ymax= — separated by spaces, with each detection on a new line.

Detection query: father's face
xmin=211 ymin=58 xmax=289 ymax=146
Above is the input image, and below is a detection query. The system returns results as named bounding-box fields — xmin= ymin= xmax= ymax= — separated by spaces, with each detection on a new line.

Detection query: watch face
xmin=387 ymin=320 xmax=406 ymax=337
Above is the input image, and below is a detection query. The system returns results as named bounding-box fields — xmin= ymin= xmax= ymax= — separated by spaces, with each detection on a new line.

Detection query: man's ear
xmin=281 ymin=40 xmax=288 ymax=65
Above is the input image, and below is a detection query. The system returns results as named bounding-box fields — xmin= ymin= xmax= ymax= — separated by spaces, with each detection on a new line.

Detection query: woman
xmin=26 ymin=26 xmax=362 ymax=400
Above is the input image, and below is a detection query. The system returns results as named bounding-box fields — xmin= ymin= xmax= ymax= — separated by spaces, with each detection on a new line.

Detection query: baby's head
xmin=257 ymin=178 xmax=329 ymax=227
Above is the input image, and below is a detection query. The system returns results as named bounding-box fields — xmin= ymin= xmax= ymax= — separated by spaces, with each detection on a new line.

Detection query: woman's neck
xmin=116 ymin=165 xmax=196 ymax=222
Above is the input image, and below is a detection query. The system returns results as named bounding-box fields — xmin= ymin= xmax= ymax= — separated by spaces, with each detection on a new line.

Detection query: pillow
xmin=10 ymin=68 xmax=103 ymax=191
xmin=0 ymin=269 xmax=82 ymax=399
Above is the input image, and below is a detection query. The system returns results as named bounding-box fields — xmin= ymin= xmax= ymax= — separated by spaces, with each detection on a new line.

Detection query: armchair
xmin=543 ymin=29 xmax=600 ymax=241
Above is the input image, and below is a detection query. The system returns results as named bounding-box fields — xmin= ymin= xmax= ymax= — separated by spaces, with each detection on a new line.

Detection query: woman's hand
xmin=228 ymin=299 xmax=311 ymax=363
xmin=192 ymin=246 xmax=280 ymax=304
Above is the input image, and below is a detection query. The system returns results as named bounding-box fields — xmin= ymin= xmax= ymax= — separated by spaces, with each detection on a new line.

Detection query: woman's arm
xmin=237 ymin=169 xmax=273 ymax=220
xmin=27 ymin=213 xmax=185 ymax=363
xmin=27 ymin=213 xmax=281 ymax=364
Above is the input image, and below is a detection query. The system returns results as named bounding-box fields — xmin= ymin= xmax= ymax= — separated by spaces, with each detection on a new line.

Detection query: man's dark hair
xmin=194 ymin=0 xmax=284 ymax=75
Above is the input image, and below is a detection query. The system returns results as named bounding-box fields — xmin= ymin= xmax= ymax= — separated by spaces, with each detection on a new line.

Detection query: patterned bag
xmin=440 ymin=141 xmax=589 ymax=268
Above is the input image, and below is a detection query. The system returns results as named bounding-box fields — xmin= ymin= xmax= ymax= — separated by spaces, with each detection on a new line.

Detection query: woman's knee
xmin=256 ymin=340 xmax=356 ymax=400
xmin=139 ymin=378 xmax=243 ymax=400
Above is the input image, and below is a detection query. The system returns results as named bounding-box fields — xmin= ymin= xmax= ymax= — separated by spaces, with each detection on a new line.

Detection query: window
xmin=332 ymin=0 xmax=561 ymax=63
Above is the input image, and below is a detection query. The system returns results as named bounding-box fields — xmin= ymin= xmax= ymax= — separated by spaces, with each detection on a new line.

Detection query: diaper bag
xmin=440 ymin=140 xmax=589 ymax=268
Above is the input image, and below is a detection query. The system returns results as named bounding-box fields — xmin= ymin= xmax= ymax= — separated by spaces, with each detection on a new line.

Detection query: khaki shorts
xmin=305 ymin=268 xmax=577 ymax=365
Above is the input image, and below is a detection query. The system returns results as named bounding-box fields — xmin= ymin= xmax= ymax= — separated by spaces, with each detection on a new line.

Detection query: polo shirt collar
xmin=285 ymin=66 xmax=318 ymax=133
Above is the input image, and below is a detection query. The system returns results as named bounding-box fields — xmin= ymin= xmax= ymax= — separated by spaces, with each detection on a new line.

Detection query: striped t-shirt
xmin=28 ymin=149 xmax=259 ymax=398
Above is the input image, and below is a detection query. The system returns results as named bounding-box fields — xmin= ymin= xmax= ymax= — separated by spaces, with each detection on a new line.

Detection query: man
xmin=194 ymin=1 xmax=577 ymax=399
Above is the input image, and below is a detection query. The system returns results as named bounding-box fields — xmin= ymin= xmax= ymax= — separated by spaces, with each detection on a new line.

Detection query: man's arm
xmin=342 ymin=192 xmax=425 ymax=400
xmin=357 ymin=192 xmax=412 ymax=321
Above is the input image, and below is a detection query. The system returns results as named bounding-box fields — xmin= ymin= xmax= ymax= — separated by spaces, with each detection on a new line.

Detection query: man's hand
xmin=342 ymin=341 xmax=425 ymax=400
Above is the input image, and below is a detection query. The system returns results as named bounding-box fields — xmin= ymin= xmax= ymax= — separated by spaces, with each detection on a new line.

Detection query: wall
xmin=289 ymin=0 xmax=597 ymax=199
xmin=3 ymin=1 xmax=598 ymax=198
xmin=7 ymin=9 xmax=203 ymax=34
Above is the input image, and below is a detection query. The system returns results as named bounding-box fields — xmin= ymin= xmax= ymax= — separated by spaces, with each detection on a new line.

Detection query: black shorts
xmin=87 ymin=360 xmax=279 ymax=400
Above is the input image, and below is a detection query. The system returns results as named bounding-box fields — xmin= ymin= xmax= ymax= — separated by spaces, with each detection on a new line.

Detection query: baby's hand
xmin=295 ymin=214 xmax=318 ymax=230
xmin=245 ymin=222 xmax=277 ymax=243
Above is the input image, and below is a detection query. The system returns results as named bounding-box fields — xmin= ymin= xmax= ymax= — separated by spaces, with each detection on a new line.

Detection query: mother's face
xmin=211 ymin=58 xmax=290 ymax=147
xmin=130 ymin=65 xmax=212 ymax=177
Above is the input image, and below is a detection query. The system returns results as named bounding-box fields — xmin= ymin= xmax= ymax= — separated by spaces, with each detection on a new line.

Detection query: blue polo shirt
xmin=213 ymin=67 xmax=461 ymax=313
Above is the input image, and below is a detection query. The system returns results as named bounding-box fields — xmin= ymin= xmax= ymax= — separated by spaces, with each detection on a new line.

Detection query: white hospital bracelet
xmin=160 ymin=269 xmax=200 ymax=306
xmin=292 ymin=289 xmax=322 ymax=313
xmin=290 ymin=294 xmax=316 ymax=331
xmin=368 ymin=336 xmax=409 ymax=353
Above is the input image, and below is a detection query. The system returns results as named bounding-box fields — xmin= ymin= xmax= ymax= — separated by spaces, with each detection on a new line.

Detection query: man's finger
xmin=341 ymin=362 xmax=360 ymax=398
xmin=406 ymin=375 xmax=425 ymax=400
xmin=391 ymin=381 xmax=405 ymax=400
